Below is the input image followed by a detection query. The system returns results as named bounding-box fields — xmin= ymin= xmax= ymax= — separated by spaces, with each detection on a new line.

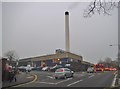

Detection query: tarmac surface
xmin=2 ymin=72 xmax=36 ymax=88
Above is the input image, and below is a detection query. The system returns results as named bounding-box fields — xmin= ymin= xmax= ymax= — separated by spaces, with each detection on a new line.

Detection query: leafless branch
xmin=5 ymin=50 xmax=19 ymax=65
xmin=84 ymin=0 xmax=119 ymax=18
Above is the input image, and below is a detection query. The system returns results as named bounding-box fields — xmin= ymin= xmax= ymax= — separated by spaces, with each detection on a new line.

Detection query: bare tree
xmin=98 ymin=59 xmax=103 ymax=64
xmin=5 ymin=50 xmax=19 ymax=66
xmin=103 ymin=57 xmax=112 ymax=67
xmin=84 ymin=0 xmax=120 ymax=18
xmin=105 ymin=57 xmax=112 ymax=63
xmin=97 ymin=57 xmax=118 ymax=68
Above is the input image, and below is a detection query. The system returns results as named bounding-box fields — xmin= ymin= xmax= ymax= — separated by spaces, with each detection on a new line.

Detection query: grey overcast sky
xmin=2 ymin=2 xmax=118 ymax=63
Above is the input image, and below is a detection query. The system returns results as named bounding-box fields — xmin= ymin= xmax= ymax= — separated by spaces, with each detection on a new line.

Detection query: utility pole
xmin=117 ymin=45 xmax=120 ymax=86
xmin=110 ymin=44 xmax=120 ymax=77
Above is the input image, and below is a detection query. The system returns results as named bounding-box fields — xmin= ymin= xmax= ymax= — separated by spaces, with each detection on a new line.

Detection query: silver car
xmin=87 ymin=67 xmax=95 ymax=73
xmin=54 ymin=68 xmax=74 ymax=79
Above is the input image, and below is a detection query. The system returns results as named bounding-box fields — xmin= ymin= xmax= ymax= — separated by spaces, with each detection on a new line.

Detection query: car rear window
xmin=64 ymin=68 xmax=70 ymax=71
xmin=56 ymin=68 xmax=64 ymax=72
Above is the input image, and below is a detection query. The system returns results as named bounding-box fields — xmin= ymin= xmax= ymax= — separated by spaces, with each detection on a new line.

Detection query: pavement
xmin=114 ymin=71 xmax=120 ymax=87
xmin=119 ymin=78 xmax=120 ymax=85
xmin=117 ymin=76 xmax=120 ymax=87
xmin=2 ymin=72 xmax=36 ymax=88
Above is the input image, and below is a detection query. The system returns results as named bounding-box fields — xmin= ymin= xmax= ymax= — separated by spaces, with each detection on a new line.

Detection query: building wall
xmin=18 ymin=52 xmax=92 ymax=71
xmin=20 ymin=52 xmax=82 ymax=62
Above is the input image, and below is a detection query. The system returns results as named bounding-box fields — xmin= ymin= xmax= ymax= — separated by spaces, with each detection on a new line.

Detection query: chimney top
xmin=65 ymin=11 xmax=69 ymax=15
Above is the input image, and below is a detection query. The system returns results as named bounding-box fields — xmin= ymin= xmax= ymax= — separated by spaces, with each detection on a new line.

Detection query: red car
xmin=110 ymin=68 xmax=117 ymax=71
xmin=104 ymin=68 xmax=110 ymax=71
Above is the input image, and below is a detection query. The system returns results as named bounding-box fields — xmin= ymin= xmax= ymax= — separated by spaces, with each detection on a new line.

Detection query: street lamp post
xmin=118 ymin=45 xmax=120 ymax=77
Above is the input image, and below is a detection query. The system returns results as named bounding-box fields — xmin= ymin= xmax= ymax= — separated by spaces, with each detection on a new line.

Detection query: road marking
xmin=47 ymin=76 xmax=54 ymax=79
xmin=111 ymin=74 xmax=117 ymax=87
xmin=27 ymin=76 xmax=34 ymax=78
xmin=36 ymin=78 xmax=73 ymax=85
xmin=55 ymin=78 xmax=73 ymax=84
xmin=36 ymin=82 xmax=56 ymax=84
xmin=88 ymin=75 xmax=94 ymax=78
xmin=114 ymin=71 xmax=117 ymax=75
xmin=13 ymin=74 xmax=38 ymax=87
xmin=67 ymin=80 xmax=83 ymax=87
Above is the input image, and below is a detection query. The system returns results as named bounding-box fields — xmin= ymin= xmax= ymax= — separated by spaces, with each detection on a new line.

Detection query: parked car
xmin=54 ymin=68 xmax=74 ymax=79
xmin=42 ymin=66 xmax=50 ymax=71
xmin=50 ymin=65 xmax=63 ymax=72
xmin=112 ymin=68 xmax=117 ymax=71
xmin=32 ymin=66 xmax=42 ymax=71
xmin=104 ymin=68 xmax=110 ymax=71
xmin=109 ymin=68 xmax=117 ymax=71
xmin=87 ymin=67 xmax=95 ymax=73
xmin=18 ymin=66 xmax=26 ymax=72
xmin=18 ymin=65 xmax=32 ymax=72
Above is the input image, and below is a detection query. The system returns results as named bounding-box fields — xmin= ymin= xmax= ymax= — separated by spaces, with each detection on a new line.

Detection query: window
xmin=65 ymin=68 xmax=70 ymax=71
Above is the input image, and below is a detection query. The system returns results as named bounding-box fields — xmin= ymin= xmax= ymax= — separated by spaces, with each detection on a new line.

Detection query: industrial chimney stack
xmin=65 ymin=11 xmax=70 ymax=52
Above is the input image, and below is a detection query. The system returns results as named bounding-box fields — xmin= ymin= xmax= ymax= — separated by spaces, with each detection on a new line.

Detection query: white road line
xmin=13 ymin=74 xmax=38 ymax=87
xmin=47 ymin=76 xmax=54 ymax=79
xmin=119 ymin=78 xmax=120 ymax=85
xmin=88 ymin=75 xmax=94 ymax=78
xmin=67 ymin=80 xmax=83 ymax=87
xmin=26 ymin=76 xmax=34 ymax=78
xmin=114 ymin=71 xmax=117 ymax=75
xmin=111 ymin=74 xmax=117 ymax=87
xmin=36 ymin=78 xmax=73 ymax=85
xmin=36 ymin=82 xmax=56 ymax=84
xmin=56 ymin=78 xmax=73 ymax=84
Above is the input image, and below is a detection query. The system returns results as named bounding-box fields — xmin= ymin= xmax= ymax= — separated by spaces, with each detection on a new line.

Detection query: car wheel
xmin=71 ymin=75 xmax=74 ymax=77
xmin=64 ymin=75 xmax=67 ymax=79
xmin=71 ymin=74 xmax=74 ymax=77
xmin=55 ymin=77 xmax=58 ymax=79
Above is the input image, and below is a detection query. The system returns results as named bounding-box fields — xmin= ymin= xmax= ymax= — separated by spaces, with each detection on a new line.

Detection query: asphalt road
xmin=13 ymin=71 xmax=116 ymax=88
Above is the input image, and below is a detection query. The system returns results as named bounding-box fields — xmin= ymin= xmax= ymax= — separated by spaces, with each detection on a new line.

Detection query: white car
xmin=18 ymin=65 xmax=32 ymax=72
xmin=54 ymin=68 xmax=74 ymax=79
xmin=42 ymin=66 xmax=49 ymax=71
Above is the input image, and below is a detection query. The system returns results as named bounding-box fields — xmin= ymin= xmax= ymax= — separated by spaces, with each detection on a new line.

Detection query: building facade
xmin=18 ymin=49 xmax=92 ymax=72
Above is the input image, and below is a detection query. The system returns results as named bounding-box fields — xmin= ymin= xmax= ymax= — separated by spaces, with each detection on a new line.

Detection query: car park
xmin=54 ymin=68 xmax=74 ymax=79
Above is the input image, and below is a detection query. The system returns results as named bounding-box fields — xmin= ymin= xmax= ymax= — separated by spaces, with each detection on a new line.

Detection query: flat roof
xmin=19 ymin=52 xmax=83 ymax=62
